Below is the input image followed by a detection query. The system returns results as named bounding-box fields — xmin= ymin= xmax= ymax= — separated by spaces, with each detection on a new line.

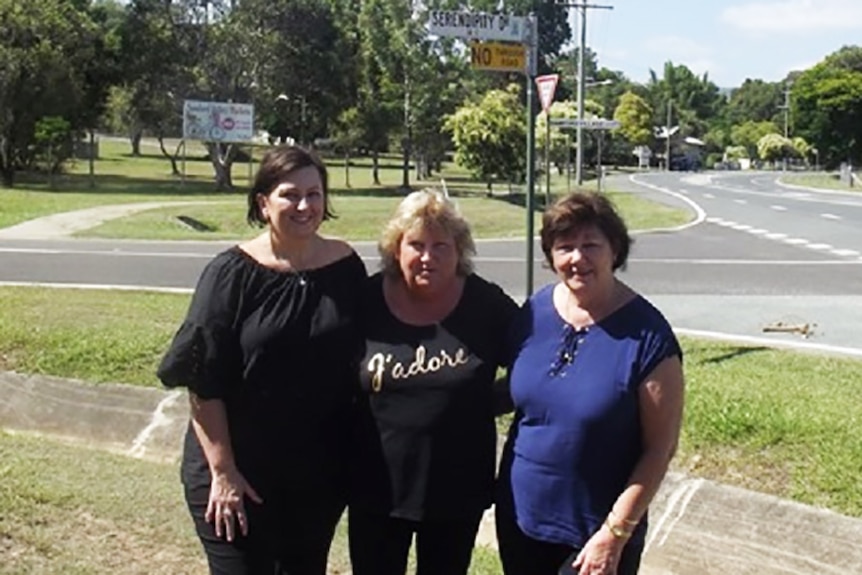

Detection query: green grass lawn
xmin=780 ymin=173 xmax=861 ymax=192
xmin=1 ymin=139 xmax=691 ymax=236
xmin=2 ymin=286 xmax=861 ymax=520
xmin=80 ymin=191 xmax=687 ymax=241
xmin=0 ymin=431 xmax=501 ymax=575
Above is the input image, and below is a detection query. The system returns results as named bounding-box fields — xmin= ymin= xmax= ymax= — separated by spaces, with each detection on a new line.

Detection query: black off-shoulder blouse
xmin=158 ymin=246 xmax=366 ymax=499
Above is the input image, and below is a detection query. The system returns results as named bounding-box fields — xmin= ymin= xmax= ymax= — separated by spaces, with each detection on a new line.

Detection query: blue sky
xmin=578 ymin=0 xmax=862 ymax=88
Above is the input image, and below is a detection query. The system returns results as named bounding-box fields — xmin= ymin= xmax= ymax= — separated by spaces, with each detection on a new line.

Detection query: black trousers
xmin=495 ymin=497 xmax=643 ymax=575
xmin=185 ymin=485 xmax=344 ymax=575
xmin=348 ymin=507 xmax=483 ymax=575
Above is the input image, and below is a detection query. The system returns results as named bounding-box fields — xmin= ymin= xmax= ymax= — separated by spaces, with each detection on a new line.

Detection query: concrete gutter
xmin=3 ymin=370 xmax=862 ymax=574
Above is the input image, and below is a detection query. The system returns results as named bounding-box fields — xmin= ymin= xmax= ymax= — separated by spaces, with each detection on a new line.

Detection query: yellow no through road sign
xmin=469 ymin=41 xmax=526 ymax=73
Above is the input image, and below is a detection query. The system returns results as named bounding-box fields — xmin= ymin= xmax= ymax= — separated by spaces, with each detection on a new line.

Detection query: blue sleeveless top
xmin=505 ymin=284 xmax=681 ymax=548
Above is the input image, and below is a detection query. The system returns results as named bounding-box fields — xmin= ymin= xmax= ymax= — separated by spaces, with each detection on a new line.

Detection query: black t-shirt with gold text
xmin=351 ymin=272 xmax=518 ymax=521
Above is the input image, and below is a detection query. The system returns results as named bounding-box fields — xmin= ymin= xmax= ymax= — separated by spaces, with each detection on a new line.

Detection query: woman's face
xmin=396 ymin=223 xmax=459 ymax=295
xmin=550 ymin=224 xmax=617 ymax=295
xmin=257 ymin=165 xmax=324 ymax=239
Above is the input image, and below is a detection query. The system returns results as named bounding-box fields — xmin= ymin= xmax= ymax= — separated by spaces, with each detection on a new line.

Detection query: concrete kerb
xmin=4 ymin=369 xmax=862 ymax=575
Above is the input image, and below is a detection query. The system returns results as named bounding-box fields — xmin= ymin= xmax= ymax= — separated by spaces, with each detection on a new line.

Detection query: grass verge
xmin=2 ymin=139 xmax=690 ymax=236
xmin=779 ymin=173 xmax=861 ymax=192
xmin=79 ymin=191 xmax=687 ymax=241
xmin=1 ymin=286 xmax=861 ymax=520
xmin=0 ymin=430 xmax=502 ymax=575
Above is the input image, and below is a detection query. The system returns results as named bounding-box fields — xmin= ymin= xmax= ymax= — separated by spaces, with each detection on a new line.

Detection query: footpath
xmin=3 ymin=197 xmax=862 ymax=574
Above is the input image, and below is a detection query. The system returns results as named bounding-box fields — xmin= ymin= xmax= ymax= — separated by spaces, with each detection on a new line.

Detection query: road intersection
xmin=1 ymin=172 xmax=860 ymax=354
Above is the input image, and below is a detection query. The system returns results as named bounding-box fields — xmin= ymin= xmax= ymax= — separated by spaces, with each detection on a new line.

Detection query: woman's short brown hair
xmin=540 ymin=192 xmax=632 ymax=270
xmin=378 ymin=189 xmax=476 ymax=277
xmin=246 ymin=145 xmax=335 ymax=226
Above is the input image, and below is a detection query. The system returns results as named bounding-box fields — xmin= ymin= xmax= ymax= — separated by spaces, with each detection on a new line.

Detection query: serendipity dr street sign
xmin=428 ymin=10 xmax=527 ymax=42
xmin=469 ymin=41 xmax=526 ymax=72
xmin=551 ymin=118 xmax=621 ymax=130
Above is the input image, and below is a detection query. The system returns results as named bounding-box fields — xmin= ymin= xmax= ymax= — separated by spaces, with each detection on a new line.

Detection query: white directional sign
xmin=428 ymin=11 xmax=527 ymax=42
xmin=551 ymin=118 xmax=621 ymax=130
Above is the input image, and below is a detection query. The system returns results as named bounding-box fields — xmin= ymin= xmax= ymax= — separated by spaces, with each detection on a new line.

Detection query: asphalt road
xmin=1 ymin=171 xmax=861 ymax=353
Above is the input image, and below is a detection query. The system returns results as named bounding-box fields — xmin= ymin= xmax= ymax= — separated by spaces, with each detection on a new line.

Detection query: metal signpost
xmin=428 ymin=10 xmax=539 ymax=296
xmin=536 ymin=74 xmax=559 ymax=206
xmin=551 ymin=118 xmax=619 ymax=192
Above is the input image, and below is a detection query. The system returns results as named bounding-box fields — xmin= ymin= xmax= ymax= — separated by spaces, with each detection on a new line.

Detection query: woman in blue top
xmin=496 ymin=192 xmax=685 ymax=575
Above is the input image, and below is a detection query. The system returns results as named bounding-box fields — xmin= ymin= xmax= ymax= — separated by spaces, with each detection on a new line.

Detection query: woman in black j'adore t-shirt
xmin=158 ymin=146 xmax=365 ymax=575
xmin=349 ymin=189 xmax=518 ymax=575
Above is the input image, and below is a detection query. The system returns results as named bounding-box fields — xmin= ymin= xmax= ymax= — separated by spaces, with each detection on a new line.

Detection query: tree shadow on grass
xmin=701 ymin=346 xmax=771 ymax=365
xmin=11 ymin=172 xmax=235 ymax=197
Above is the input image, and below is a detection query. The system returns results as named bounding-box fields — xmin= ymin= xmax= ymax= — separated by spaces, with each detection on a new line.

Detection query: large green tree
xmin=730 ymin=120 xmax=779 ymax=159
xmin=793 ymin=47 xmax=862 ymax=168
xmin=0 ymin=0 xmax=101 ymax=186
xmin=647 ymin=61 xmax=725 ymax=139
xmin=613 ymin=91 xmax=653 ymax=146
xmin=445 ymin=85 xmax=527 ymax=194
xmin=725 ymin=79 xmax=783 ymax=126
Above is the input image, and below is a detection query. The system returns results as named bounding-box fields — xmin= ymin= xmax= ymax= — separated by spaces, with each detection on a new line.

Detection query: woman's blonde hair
xmin=378 ymin=189 xmax=476 ymax=277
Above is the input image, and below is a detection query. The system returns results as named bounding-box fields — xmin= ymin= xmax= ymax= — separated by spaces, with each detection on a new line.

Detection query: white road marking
xmin=700 ymin=219 xmax=859 ymax=260
xmin=628 ymin=175 xmax=708 ymax=232
xmin=0 ymin=247 xmax=214 ymax=258
xmin=734 ymin=199 xmax=748 ymax=205
xmin=675 ymin=328 xmax=862 ymax=359
xmin=771 ymin=205 xmax=787 ymax=211
xmin=703 ymin=193 xmax=715 ymax=199
xmin=821 ymin=213 xmax=841 ymax=220
xmin=630 ymin=259 xmax=858 ymax=265
xmin=0 ymin=281 xmax=194 ymax=293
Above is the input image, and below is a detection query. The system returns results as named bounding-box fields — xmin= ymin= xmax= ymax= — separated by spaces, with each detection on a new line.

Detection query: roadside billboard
xmin=183 ymin=100 xmax=254 ymax=143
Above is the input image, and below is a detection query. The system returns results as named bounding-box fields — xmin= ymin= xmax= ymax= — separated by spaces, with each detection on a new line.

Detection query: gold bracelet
xmin=604 ymin=516 xmax=632 ymax=540
xmin=609 ymin=508 xmax=640 ymax=527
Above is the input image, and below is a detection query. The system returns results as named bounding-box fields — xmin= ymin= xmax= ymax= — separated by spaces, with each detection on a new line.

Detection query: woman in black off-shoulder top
xmin=158 ymin=146 xmax=365 ymax=575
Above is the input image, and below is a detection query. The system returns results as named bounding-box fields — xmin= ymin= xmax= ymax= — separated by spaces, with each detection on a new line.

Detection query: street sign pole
xmin=545 ymin=112 xmax=551 ymax=206
xmin=525 ymin=13 xmax=538 ymax=298
xmin=427 ymin=9 xmax=536 ymax=297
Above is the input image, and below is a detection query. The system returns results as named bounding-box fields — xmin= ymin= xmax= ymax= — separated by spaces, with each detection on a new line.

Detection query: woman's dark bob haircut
xmin=540 ymin=191 xmax=632 ymax=271
xmin=246 ymin=145 xmax=335 ymax=226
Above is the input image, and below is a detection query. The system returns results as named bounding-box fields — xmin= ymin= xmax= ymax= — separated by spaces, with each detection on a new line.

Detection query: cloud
xmin=642 ymin=36 xmax=719 ymax=79
xmin=722 ymin=0 xmax=862 ymax=32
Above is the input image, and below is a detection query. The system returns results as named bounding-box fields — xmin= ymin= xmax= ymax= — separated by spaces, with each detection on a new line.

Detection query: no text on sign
xmin=428 ymin=10 xmax=527 ymax=42
xmin=470 ymin=41 xmax=526 ymax=72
